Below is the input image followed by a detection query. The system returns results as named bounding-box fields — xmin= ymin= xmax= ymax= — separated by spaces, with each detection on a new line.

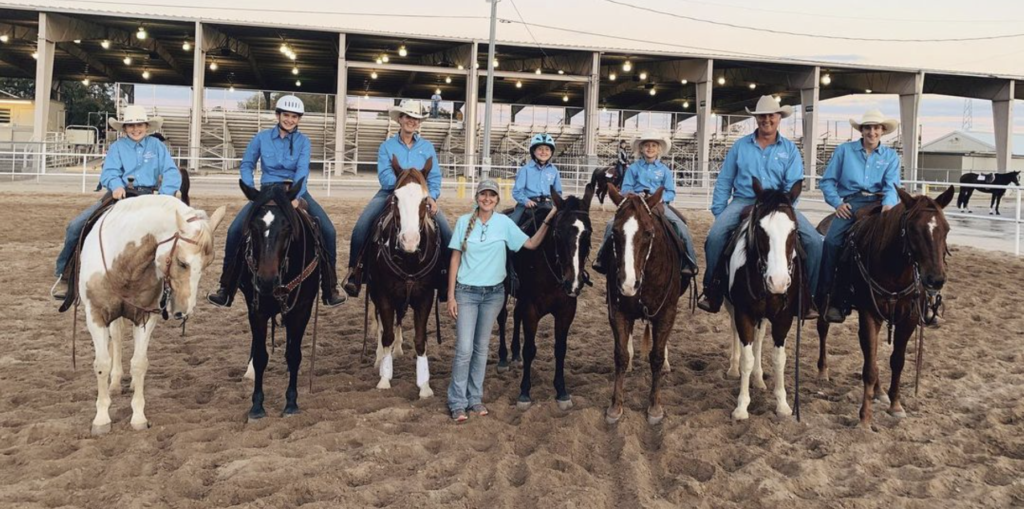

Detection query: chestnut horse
xmin=603 ymin=184 xmax=689 ymax=425
xmin=816 ymin=186 xmax=953 ymax=428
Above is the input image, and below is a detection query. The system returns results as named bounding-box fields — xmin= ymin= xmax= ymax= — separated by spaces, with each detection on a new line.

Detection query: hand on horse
xmin=291 ymin=199 xmax=300 ymax=209
xmin=447 ymin=298 xmax=458 ymax=319
xmin=836 ymin=203 xmax=852 ymax=219
xmin=526 ymin=199 xmax=537 ymax=209
xmin=427 ymin=197 xmax=439 ymax=217
xmin=544 ymin=206 xmax=558 ymax=223
xmin=112 ymin=188 xmax=127 ymax=200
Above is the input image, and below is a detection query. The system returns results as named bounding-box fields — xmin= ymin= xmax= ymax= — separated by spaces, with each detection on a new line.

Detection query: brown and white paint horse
xmin=78 ymin=195 xmax=225 ymax=435
xmin=817 ymin=186 xmax=953 ymax=428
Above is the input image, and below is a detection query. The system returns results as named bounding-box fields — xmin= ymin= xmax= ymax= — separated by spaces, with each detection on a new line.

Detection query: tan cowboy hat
xmin=632 ymin=129 xmax=672 ymax=156
xmin=108 ymin=105 xmax=163 ymax=131
xmin=850 ymin=109 xmax=898 ymax=135
xmin=388 ymin=99 xmax=429 ymax=123
xmin=745 ymin=95 xmax=793 ymax=119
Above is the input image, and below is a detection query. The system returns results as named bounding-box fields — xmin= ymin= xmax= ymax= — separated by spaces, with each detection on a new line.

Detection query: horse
xmin=816 ymin=185 xmax=953 ymax=429
xmin=237 ymin=178 xmax=323 ymax=422
xmin=722 ymin=179 xmax=805 ymax=421
xmin=589 ymin=165 xmax=625 ymax=209
xmin=603 ymin=184 xmax=690 ymax=425
xmin=496 ymin=184 xmax=595 ymax=411
xmin=956 ymin=171 xmax=1020 ymax=215
xmin=365 ymin=155 xmax=444 ymax=399
xmin=74 ymin=195 xmax=225 ymax=435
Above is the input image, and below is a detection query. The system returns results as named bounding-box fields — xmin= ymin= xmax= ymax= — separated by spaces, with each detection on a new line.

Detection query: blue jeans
xmin=597 ymin=206 xmax=698 ymax=266
xmin=223 ymin=192 xmax=337 ymax=274
xmin=704 ymin=198 xmax=823 ymax=299
xmin=507 ymin=203 xmax=527 ymax=225
xmin=817 ymin=195 xmax=879 ymax=297
xmin=55 ymin=199 xmax=105 ymax=277
xmin=348 ymin=189 xmax=453 ymax=268
xmin=447 ymin=283 xmax=505 ymax=412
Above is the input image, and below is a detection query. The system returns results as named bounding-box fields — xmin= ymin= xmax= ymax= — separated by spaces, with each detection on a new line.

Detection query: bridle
xmin=244 ymin=202 xmax=320 ymax=315
xmin=610 ymin=195 xmax=669 ymax=319
xmin=527 ymin=203 xmax=592 ymax=294
xmin=741 ymin=201 xmax=797 ymax=301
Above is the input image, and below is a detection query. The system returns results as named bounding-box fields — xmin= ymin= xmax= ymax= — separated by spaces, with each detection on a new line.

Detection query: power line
xmin=603 ymin=0 xmax=1024 ymax=43
xmin=507 ymin=0 xmax=549 ymax=58
xmin=658 ymin=0 xmax=1024 ymax=24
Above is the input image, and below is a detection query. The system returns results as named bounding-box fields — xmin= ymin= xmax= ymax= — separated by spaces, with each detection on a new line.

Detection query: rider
xmin=342 ymin=99 xmax=454 ymax=299
xmin=52 ymin=105 xmax=181 ymax=299
xmin=592 ymin=130 xmax=699 ymax=278
xmin=819 ymin=109 xmax=901 ymax=323
xmin=696 ymin=95 xmax=822 ymax=316
xmin=207 ymin=95 xmax=346 ymax=308
xmin=508 ymin=133 xmax=563 ymax=227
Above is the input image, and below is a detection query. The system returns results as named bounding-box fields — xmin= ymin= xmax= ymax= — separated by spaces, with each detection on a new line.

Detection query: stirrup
xmin=51 ymin=276 xmax=68 ymax=300
xmin=207 ymin=287 xmax=233 ymax=308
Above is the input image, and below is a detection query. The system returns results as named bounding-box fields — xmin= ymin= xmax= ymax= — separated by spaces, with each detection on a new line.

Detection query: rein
xmin=527 ymin=207 xmax=591 ymax=291
xmin=611 ymin=197 xmax=671 ymax=319
xmin=243 ymin=208 xmax=320 ymax=315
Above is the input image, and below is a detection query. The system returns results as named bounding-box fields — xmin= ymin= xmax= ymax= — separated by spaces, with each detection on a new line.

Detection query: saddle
xmin=976 ymin=173 xmax=996 ymax=184
xmin=659 ymin=203 xmax=691 ymax=263
xmin=502 ymin=203 xmax=553 ymax=298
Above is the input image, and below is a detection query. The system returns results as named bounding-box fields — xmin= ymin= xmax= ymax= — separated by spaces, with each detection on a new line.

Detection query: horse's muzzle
xmin=923 ymin=275 xmax=945 ymax=292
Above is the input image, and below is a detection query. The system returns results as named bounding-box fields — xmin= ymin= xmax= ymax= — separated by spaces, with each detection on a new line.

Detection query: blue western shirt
xmin=377 ymin=133 xmax=442 ymax=200
xmin=712 ymin=131 xmax=804 ymax=216
xmin=512 ymin=160 xmax=563 ymax=204
xmin=240 ymin=125 xmax=312 ymax=195
xmin=622 ymin=159 xmax=675 ymax=203
xmin=819 ymin=140 xmax=901 ymax=208
xmin=449 ymin=212 xmax=529 ymax=287
xmin=101 ymin=136 xmax=181 ymax=195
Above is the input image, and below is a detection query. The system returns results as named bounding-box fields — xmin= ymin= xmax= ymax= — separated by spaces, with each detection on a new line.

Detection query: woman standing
xmin=446 ymin=180 xmax=556 ymax=423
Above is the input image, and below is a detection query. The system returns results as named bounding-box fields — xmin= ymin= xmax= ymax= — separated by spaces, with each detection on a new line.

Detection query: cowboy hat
xmin=108 ymin=105 xmax=163 ymax=132
xmin=745 ymin=95 xmax=793 ymax=119
xmin=388 ymin=99 xmax=429 ymax=123
xmin=850 ymin=109 xmax=898 ymax=135
xmin=632 ymin=129 xmax=672 ymax=156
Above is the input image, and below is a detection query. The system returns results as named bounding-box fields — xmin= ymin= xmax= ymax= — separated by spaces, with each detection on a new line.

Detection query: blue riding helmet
xmin=529 ymin=133 xmax=555 ymax=153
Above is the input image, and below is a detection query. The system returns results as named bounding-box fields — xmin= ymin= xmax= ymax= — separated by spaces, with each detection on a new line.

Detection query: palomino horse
xmin=366 ymin=155 xmax=444 ymax=398
xmin=723 ymin=179 xmax=805 ymax=421
xmin=956 ymin=171 xmax=1019 ymax=215
xmin=76 ymin=195 xmax=225 ymax=434
xmin=603 ymin=184 xmax=690 ymax=425
xmin=238 ymin=179 xmax=323 ymax=422
xmin=817 ymin=186 xmax=953 ymax=428
xmin=496 ymin=184 xmax=594 ymax=411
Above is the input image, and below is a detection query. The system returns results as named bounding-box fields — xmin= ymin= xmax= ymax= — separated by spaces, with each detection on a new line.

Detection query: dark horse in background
xmin=956 ymin=170 xmax=1019 ymax=214
xmin=816 ymin=185 xmax=953 ymax=429
xmin=603 ymin=184 xmax=690 ymax=425
xmin=238 ymin=178 xmax=322 ymax=422
xmin=497 ymin=184 xmax=595 ymax=411
xmin=365 ymin=156 xmax=443 ymax=399
xmin=723 ymin=179 xmax=806 ymax=421
xmin=590 ymin=165 xmax=625 ymax=208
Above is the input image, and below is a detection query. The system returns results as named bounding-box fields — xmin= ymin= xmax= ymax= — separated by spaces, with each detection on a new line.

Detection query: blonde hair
xmin=460 ymin=208 xmax=482 ymax=252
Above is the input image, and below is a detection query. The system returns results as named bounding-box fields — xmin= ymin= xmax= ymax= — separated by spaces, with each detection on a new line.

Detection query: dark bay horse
xmin=957 ymin=171 xmax=1019 ymax=214
xmin=816 ymin=186 xmax=953 ymax=429
xmin=590 ymin=165 xmax=625 ymax=208
xmin=365 ymin=156 xmax=443 ymax=399
xmin=723 ymin=179 xmax=805 ymax=421
xmin=496 ymin=184 xmax=595 ymax=411
xmin=603 ymin=184 xmax=689 ymax=425
xmin=238 ymin=178 xmax=321 ymax=422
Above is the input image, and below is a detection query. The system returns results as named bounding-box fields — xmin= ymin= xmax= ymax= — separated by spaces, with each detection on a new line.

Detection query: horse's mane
xmin=112 ymin=194 xmax=188 ymax=215
xmin=245 ymin=185 xmax=302 ymax=240
xmin=853 ymin=197 xmax=939 ymax=255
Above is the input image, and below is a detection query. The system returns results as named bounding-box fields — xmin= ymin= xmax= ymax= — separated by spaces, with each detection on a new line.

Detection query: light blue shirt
xmin=513 ymin=160 xmax=563 ymax=205
xmin=240 ymin=125 xmax=311 ymax=195
xmin=377 ymin=133 xmax=442 ymax=200
xmin=449 ymin=212 xmax=529 ymax=287
xmin=101 ymin=136 xmax=181 ymax=195
xmin=712 ymin=131 xmax=804 ymax=216
xmin=622 ymin=159 xmax=675 ymax=203
xmin=819 ymin=140 xmax=901 ymax=208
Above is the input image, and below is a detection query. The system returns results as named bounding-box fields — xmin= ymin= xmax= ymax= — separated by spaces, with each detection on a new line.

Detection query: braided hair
xmin=460 ymin=207 xmax=482 ymax=252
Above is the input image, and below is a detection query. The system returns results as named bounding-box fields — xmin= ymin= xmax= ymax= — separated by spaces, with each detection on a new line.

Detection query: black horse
xmin=497 ymin=184 xmax=594 ymax=411
xmin=957 ymin=171 xmax=1020 ymax=215
xmin=590 ymin=166 xmax=625 ymax=206
xmin=238 ymin=178 xmax=322 ymax=422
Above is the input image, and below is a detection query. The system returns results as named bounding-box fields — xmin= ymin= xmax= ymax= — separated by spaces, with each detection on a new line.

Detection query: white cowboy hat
xmin=388 ymin=99 xmax=429 ymax=123
xmin=850 ymin=109 xmax=898 ymax=135
xmin=745 ymin=95 xmax=793 ymax=119
xmin=108 ymin=105 xmax=163 ymax=132
xmin=632 ymin=129 xmax=672 ymax=156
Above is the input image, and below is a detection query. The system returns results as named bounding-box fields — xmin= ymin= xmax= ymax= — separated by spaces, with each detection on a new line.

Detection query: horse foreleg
xmin=497 ymin=298 xmax=510 ymax=373
xmin=994 ymin=192 xmax=1003 ymax=215
xmin=647 ymin=316 xmax=674 ymax=425
xmin=857 ymin=312 xmax=882 ymax=429
xmin=128 ymin=316 xmax=158 ymax=431
xmin=553 ymin=307 xmax=575 ymax=410
xmin=732 ymin=313 xmax=757 ymax=421
xmin=376 ymin=303 xmax=397 ymax=390
xmin=817 ymin=317 xmax=831 ymax=381
xmin=511 ymin=304 xmax=523 ymax=366
xmin=517 ymin=306 xmax=540 ymax=410
xmin=414 ymin=298 xmax=433 ymax=399
xmin=725 ymin=302 xmax=741 ymax=378
xmin=108 ymin=319 xmax=124 ymax=395
xmin=625 ymin=321 xmax=635 ymax=372
xmin=770 ymin=316 xmax=794 ymax=417
xmin=887 ymin=320 xmax=917 ymax=419
xmin=247 ymin=312 xmax=269 ymax=423
xmin=283 ymin=306 xmax=311 ymax=416
xmin=86 ymin=310 xmax=113 ymax=435
xmin=606 ymin=313 xmax=631 ymax=424
xmin=752 ymin=320 xmax=768 ymax=391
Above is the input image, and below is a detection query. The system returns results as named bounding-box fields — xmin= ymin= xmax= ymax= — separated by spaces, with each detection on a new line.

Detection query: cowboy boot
xmin=343 ymin=265 xmax=363 ymax=298
xmin=207 ymin=253 xmax=241 ymax=308
xmin=320 ymin=263 xmax=346 ymax=307
xmin=823 ymin=273 xmax=852 ymax=324
xmin=697 ymin=258 xmax=727 ymax=313
xmin=592 ymin=242 xmax=611 ymax=275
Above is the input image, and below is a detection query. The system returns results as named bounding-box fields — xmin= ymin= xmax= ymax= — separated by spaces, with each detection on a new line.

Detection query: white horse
xmin=77 ymin=195 xmax=225 ymax=435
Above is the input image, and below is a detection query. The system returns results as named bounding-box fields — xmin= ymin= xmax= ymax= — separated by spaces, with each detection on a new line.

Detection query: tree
xmin=59 ymin=81 xmax=116 ymax=129
xmin=0 ymin=78 xmax=34 ymax=98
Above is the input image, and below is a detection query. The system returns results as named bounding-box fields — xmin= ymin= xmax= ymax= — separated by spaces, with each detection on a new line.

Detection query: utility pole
xmin=481 ymin=0 xmax=499 ymax=179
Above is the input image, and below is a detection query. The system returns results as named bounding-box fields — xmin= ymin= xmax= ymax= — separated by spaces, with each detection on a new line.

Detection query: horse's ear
xmin=934 ymin=185 xmax=955 ymax=209
xmin=896 ymin=185 xmax=915 ymax=208
xmin=608 ymin=183 xmax=624 ymax=206
xmin=550 ymin=185 xmax=564 ymax=209
xmin=752 ymin=177 xmax=764 ymax=198
xmin=646 ymin=187 xmax=664 ymax=208
xmin=420 ymin=157 xmax=434 ymax=178
xmin=582 ymin=182 xmax=595 ymax=210
xmin=788 ymin=180 xmax=803 ymax=203
xmin=175 ymin=209 xmax=188 ymax=233
xmin=287 ymin=178 xmax=305 ymax=202
xmin=391 ymin=154 xmax=403 ymax=178
xmin=240 ymin=179 xmax=259 ymax=201
xmin=208 ymin=206 xmax=227 ymax=232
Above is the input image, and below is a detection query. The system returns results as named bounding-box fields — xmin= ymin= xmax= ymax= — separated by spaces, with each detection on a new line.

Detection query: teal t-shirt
xmin=449 ymin=212 xmax=529 ymax=287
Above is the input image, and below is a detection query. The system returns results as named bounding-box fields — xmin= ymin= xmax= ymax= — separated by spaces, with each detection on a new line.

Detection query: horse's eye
xmin=177 ymin=260 xmax=189 ymax=269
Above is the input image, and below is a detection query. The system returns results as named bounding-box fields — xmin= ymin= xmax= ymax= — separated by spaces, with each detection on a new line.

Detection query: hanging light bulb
xmin=445 ymin=76 xmax=452 ymax=84
xmin=398 ymin=45 xmax=408 ymax=57
xmin=292 ymin=66 xmax=299 ymax=75
xmin=376 ymin=56 xmax=383 ymax=65
xmin=492 ymin=58 xmax=499 ymax=68
xmin=209 ymin=60 xmax=218 ymax=71
xmin=280 ymin=43 xmax=288 ymax=54
xmin=773 ymin=95 xmax=781 ymax=102
xmin=229 ymin=85 xmax=235 ymax=92
xmin=364 ymin=92 xmax=369 ymax=99
xmin=562 ymin=94 xmax=569 ymax=103
xmin=717 ymin=76 xmax=725 ymax=85
xmin=371 ymin=71 xmax=378 ymax=79
xmin=295 ymin=80 xmax=301 ymax=87
xmin=182 ymin=40 xmax=191 ymax=51
xmin=474 ymin=62 xmax=479 ymax=69
xmin=681 ymin=79 xmax=688 ymax=85
xmin=639 ymin=71 xmax=648 ymax=80
xmin=0 ymin=35 xmax=8 ymax=43
xmin=535 ymin=68 xmax=541 ymax=75
xmin=288 ymin=52 xmax=296 ymax=61
xmin=557 ymin=69 xmax=564 ymax=75
xmin=136 ymin=26 xmax=147 ymax=40
xmin=682 ymin=100 xmax=690 ymax=108
xmin=73 ymin=39 xmax=81 ymax=44
xmin=601 ymin=106 xmax=607 ymax=113
xmin=748 ymin=83 xmax=757 ymax=90
xmin=31 ymin=51 xmax=38 ymax=59
xmin=142 ymin=70 xmax=150 ymax=80
xmin=622 ymin=60 xmax=632 ymax=72
xmin=435 ymin=87 xmax=442 ymax=95
xmin=382 ymin=53 xmax=389 ymax=63
xmin=865 ymin=89 xmax=873 ymax=94
xmin=649 ymin=88 xmax=656 ymax=96
xmin=457 ymin=64 xmax=464 ymax=70
xmin=515 ymin=80 xmax=522 ymax=88
xmin=609 ymin=72 xmax=617 ymax=81
xmin=82 ymin=77 xmax=90 ymax=86
xmin=820 ymin=73 xmax=832 ymax=86
xmin=123 ymin=55 xmax=132 ymax=66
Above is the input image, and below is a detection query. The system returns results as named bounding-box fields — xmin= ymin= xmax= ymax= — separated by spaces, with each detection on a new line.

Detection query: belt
xmin=844 ymin=191 xmax=884 ymax=202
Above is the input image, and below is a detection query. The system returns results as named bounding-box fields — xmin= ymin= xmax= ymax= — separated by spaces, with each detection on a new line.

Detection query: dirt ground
xmin=1 ymin=191 xmax=1022 ymax=508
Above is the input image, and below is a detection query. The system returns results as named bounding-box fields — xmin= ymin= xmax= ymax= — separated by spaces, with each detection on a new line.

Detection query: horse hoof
xmin=605 ymin=408 xmax=622 ymax=425
xmin=91 ymin=423 xmax=111 ymax=436
xmin=418 ymin=386 xmax=434 ymax=399
xmin=516 ymin=398 xmax=533 ymax=411
xmin=874 ymin=394 xmax=891 ymax=405
xmin=496 ymin=363 xmax=509 ymax=374
xmin=858 ymin=421 xmax=874 ymax=431
xmin=376 ymin=378 xmax=391 ymax=390
xmin=282 ymin=408 xmax=301 ymax=417
xmin=818 ymin=368 xmax=830 ymax=382
xmin=727 ymin=368 xmax=740 ymax=379
xmin=556 ymin=397 xmax=574 ymax=411
xmin=130 ymin=420 xmax=151 ymax=431
xmin=754 ymin=378 xmax=768 ymax=391
xmin=647 ymin=410 xmax=665 ymax=426
xmin=247 ymin=409 xmax=266 ymax=423
xmin=889 ymin=409 xmax=907 ymax=419
xmin=776 ymin=405 xmax=793 ymax=418
xmin=732 ymin=408 xmax=749 ymax=421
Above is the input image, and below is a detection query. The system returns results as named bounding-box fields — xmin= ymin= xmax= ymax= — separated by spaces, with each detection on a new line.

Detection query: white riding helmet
xmin=275 ymin=95 xmax=305 ymax=116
